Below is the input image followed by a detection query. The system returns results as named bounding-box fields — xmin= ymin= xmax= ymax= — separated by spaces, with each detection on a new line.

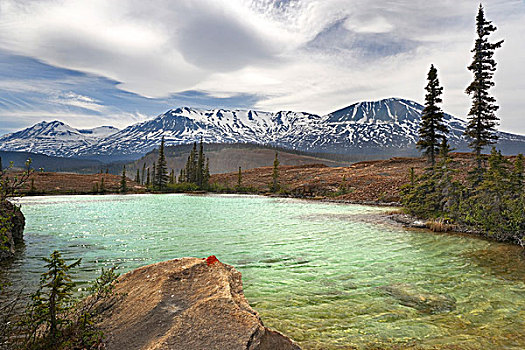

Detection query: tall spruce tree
xmin=141 ymin=163 xmax=146 ymax=185
xmin=417 ymin=64 xmax=448 ymax=168
xmin=169 ymin=169 xmax=175 ymax=185
xmin=464 ymin=5 xmax=503 ymax=178
xmin=120 ymin=165 xmax=127 ymax=193
xmin=184 ymin=142 xmax=198 ymax=183
xmin=511 ymin=154 xmax=524 ymax=195
xmin=197 ymin=138 xmax=205 ymax=187
xmin=191 ymin=142 xmax=197 ymax=183
xmin=146 ymin=168 xmax=150 ymax=187
xmin=135 ymin=169 xmax=140 ymax=183
xmin=156 ymin=137 xmax=168 ymax=190
xmin=203 ymin=157 xmax=210 ymax=189
xmin=151 ymin=162 xmax=156 ymax=189
xmin=184 ymin=155 xmax=191 ymax=183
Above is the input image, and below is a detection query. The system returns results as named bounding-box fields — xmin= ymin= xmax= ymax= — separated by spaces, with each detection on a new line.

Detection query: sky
xmin=0 ymin=0 xmax=524 ymax=136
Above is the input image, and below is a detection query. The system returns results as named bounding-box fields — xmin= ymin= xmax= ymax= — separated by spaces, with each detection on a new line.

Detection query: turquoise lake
xmin=2 ymin=194 xmax=524 ymax=349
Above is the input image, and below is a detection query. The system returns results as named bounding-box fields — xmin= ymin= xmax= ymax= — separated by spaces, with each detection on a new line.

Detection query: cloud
xmin=344 ymin=16 xmax=393 ymax=34
xmin=0 ymin=0 xmax=524 ymax=134
xmin=50 ymin=92 xmax=106 ymax=113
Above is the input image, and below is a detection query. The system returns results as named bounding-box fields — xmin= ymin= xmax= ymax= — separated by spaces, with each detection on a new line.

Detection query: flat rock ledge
xmin=96 ymin=257 xmax=301 ymax=350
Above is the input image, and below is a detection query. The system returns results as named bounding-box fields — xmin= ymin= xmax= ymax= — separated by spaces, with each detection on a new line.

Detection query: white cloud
xmin=0 ymin=110 xmax=148 ymax=130
xmin=0 ymin=0 xmax=524 ymax=133
xmin=343 ymin=16 xmax=393 ymax=34
xmin=50 ymin=92 xmax=105 ymax=113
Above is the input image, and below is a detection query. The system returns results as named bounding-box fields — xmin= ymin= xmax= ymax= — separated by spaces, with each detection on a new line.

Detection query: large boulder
xmin=0 ymin=200 xmax=25 ymax=261
xmin=96 ymin=256 xmax=301 ymax=350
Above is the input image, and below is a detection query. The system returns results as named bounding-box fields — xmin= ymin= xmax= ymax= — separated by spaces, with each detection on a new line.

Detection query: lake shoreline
xmin=12 ymin=191 xmax=524 ymax=249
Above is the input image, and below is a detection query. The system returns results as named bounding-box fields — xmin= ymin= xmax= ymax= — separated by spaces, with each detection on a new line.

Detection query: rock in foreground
xmin=96 ymin=257 xmax=301 ymax=350
xmin=0 ymin=200 xmax=25 ymax=262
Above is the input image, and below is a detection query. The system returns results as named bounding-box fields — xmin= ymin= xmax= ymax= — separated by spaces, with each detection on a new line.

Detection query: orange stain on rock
xmin=206 ymin=255 xmax=219 ymax=266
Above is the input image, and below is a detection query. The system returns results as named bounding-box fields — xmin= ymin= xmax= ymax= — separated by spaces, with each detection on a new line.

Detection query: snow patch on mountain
xmin=0 ymin=121 xmax=118 ymax=156
xmin=1 ymin=98 xmax=524 ymax=158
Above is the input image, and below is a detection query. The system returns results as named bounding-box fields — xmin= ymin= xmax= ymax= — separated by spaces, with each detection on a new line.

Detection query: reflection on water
xmin=2 ymin=194 xmax=524 ymax=349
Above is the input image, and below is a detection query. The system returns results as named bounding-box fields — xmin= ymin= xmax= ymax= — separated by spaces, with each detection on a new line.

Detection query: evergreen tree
xmin=203 ymin=157 xmax=210 ymax=189
xmin=30 ymin=251 xmax=81 ymax=343
xmin=100 ymin=177 xmax=105 ymax=194
xmin=135 ymin=169 xmax=140 ymax=183
xmin=105 ymin=168 xmax=108 ymax=174
xmin=151 ymin=162 xmax=156 ymax=189
xmin=183 ymin=143 xmax=198 ymax=183
xmin=401 ymin=139 xmax=462 ymax=220
xmin=184 ymin=155 xmax=191 ymax=183
xmin=120 ymin=165 xmax=127 ymax=193
xmin=511 ymin=154 xmax=524 ymax=193
xmin=465 ymin=148 xmax=515 ymax=235
xmin=435 ymin=138 xmax=461 ymax=216
xmin=146 ymin=168 xmax=150 ymax=187
xmin=141 ymin=163 xmax=146 ymax=185
xmin=179 ymin=141 xmax=209 ymax=188
xmin=190 ymin=142 xmax=197 ymax=183
xmin=271 ymin=152 xmax=280 ymax=192
xmin=0 ymin=156 xmax=3 ymax=172
xmin=156 ymin=137 xmax=168 ymax=190
xmin=197 ymin=138 xmax=205 ymax=187
xmin=237 ymin=166 xmax=242 ymax=189
xmin=169 ymin=169 xmax=175 ymax=185
xmin=464 ymin=5 xmax=504 ymax=179
xmin=179 ymin=169 xmax=184 ymax=183
xmin=417 ymin=64 xmax=448 ymax=167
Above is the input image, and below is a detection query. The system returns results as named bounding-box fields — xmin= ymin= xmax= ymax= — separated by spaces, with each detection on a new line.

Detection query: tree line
xmin=402 ymin=5 xmax=524 ymax=245
xmin=120 ymin=137 xmax=211 ymax=193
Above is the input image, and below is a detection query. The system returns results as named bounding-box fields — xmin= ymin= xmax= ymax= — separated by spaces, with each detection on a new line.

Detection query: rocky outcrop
xmin=96 ymin=256 xmax=301 ymax=350
xmin=380 ymin=283 xmax=456 ymax=314
xmin=0 ymin=200 xmax=25 ymax=261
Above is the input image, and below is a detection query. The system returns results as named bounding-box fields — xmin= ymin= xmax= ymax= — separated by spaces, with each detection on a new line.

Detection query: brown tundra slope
xmin=15 ymin=172 xmax=143 ymax=195
xmin=210 ymin=153 xmax=494 ymax=203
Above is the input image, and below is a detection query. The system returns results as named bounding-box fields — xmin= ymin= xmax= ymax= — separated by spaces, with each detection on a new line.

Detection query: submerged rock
xmin=380 ymin=283 xmax=456 ymax=314
xmin=0 ymin=200 xmax=25 ymax=262
xmin=96 ymin=257 xmax=301 ymax=350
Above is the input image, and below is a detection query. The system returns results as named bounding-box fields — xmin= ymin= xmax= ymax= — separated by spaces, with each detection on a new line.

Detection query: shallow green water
xmin=3 ymin=194 xmax=525 ymax=349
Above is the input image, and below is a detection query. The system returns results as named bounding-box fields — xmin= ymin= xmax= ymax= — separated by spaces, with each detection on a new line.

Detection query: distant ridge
xmin=1 ymin=98 xmax=524 ymax=160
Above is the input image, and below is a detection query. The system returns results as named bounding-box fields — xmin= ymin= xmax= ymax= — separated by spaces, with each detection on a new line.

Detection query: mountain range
xmin=1 ymin=98 xmax=524 ymax=161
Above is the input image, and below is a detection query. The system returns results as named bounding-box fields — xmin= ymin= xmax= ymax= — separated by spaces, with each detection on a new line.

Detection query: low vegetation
xmin=1 ymin=250 xmax=119 ymax=350
xmin=1 ymin=157 xmax=32 ymax=260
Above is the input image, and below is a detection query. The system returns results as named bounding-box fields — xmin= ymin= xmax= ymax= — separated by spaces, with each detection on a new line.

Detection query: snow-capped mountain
xmin=0 ymin=121 xmax=118 ymax=156
xmin=321 ymin=98 xmax=467 ymax=150
xmin=1 ymin=98 xmax=524 ymax=159
xmin=78 ymin=126 xmax=120 ymax=138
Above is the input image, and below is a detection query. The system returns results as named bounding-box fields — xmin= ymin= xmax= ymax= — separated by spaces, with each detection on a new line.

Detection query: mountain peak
xmin=326 ymin=97 xmax=424 ymax=124
xmin=1 ymin=98 xmax=524 ymax=158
